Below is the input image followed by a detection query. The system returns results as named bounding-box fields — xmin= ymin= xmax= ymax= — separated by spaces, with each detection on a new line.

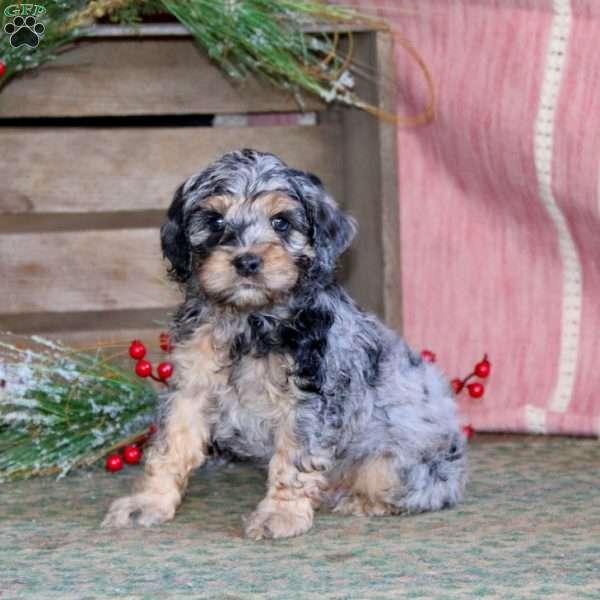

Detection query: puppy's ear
xmin=306 ymin=174 xmax=356 ymax=269
xmin=161 ymin=184 xmax=191 ymax=282
xmin=314 ymin=193 xmax=356 ymax=259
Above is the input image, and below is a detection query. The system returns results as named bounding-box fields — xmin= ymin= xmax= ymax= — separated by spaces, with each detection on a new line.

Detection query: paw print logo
xmin=4 ymin=15 xmax=45 ymax=48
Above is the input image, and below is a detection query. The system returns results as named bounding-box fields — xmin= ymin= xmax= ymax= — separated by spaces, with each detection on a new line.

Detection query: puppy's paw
xmin=244 ymin=505 xmax=312 ymax=540
xmin=101 ymin=494 xmax=175 ymax=528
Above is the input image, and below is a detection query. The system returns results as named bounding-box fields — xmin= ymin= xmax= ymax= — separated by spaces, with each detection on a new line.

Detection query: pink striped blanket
xmin=337 ymin=0 xmax=600 ymax=435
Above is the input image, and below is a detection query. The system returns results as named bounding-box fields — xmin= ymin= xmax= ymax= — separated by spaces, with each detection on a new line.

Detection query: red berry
xmin=159 ymin=332 xmax=172 ymax=352
xmin=105 ymin=453 xmax=123 ymax=472
xmin=462 ymin=425 xmax=475 ymax=440
xmin=123 ymin=444 xmax=142 ymax=465
xmin=467 ymin=382 xmax=485 ymax=398
xmin=474 ymin=357 xmax=491 ymax=378
xmin=451 ymin=378 xmax=464 ymax=394
xmin=157 ymin=362 xmax=174 ymax=381
xmin=148 ymin=423 xmax=157 ymax=435
xmin=0 ymin=63 xmax=5 ymax=77
xmin=135 ymin=359 xmax=152 ymax=378
xmin=421 ymin=350 xmax=436 ymax=363
xmin=129 ymin=340 xmax=146 ymax=360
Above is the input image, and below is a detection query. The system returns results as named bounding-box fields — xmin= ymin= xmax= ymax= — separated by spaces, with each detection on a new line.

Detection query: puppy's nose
xmin=232 ymin=253 xmax=263 ymax=276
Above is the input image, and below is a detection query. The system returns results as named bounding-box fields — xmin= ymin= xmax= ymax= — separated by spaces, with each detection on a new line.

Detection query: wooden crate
xmin=0 ymin=27 xmax=399 ymax=347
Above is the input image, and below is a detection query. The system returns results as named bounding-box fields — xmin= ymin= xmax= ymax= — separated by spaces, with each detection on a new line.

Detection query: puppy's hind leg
xmin=333 ymin=437 xmax=467 ymax=517
xmin=332 ymin=454 xmax=402 ymax=517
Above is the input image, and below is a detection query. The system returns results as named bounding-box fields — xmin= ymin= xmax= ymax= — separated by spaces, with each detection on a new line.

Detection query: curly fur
xmin=102 ymin=149 xmax=467 ymax=539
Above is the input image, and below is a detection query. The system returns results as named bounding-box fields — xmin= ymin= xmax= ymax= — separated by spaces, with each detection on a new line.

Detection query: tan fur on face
xmin=259 ymin=241 xmax=300 ymax=291
xmin=254 ymin=192 xmax=299 ymax=216
xmin=194 ymin=192 xmax=312 ymax=308
xmin=203 ymin=193 xmax=297 ymax=219
xmin=199 ymin=241 xmax=299 ymax=308
xmin=198 ymin=247 xmax=238 ymax=299
xmin=202 ymin=195 xmax=236 ymax=213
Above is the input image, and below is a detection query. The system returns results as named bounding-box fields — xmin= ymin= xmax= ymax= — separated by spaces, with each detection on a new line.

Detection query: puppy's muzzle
xmin=232 ymin=253 xmax=263 ymax=277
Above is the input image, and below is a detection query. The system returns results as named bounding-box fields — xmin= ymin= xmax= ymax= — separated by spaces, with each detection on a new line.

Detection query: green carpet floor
xmin=1 ymin=435 xmax=599 ymax=599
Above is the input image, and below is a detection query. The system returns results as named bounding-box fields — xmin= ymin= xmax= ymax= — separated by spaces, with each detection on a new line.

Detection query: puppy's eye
xmin=208 ymin=216 xmax=225 ymax=233
xmin=270 ymin=216 xmax=290 ymax=233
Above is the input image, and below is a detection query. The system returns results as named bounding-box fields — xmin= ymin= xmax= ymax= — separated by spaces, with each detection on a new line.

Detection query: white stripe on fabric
xmin=524 ymin=404 xmax=547 ymax=434
xmin=533 ymin=0 xmax=580 ymax=414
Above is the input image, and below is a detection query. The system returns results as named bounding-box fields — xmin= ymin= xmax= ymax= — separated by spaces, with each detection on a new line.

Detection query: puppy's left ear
xmin=160 ymin=184 xmax=191 ymax=282
xmin=307 ymin=174 xmax=356 ymax=268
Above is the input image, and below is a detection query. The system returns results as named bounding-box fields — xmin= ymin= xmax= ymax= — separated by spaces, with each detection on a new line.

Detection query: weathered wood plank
xmin=0 ymin=308 xmax=171 ymax=337
xmin=0 ymin=29 xmax=398 ymax=336
xmin=0 ymin=229 xmax=178 ymax=315
xmin=375 ymin=32 xmax=402 ymax=332
xmin=0 ymin=211 xmax=165 ymax=234
xmin=0 ymin=39 xmax=323 ymax=118
xmin=0 ymin=124 xmax=341 ymax=215
xmin=337 ymin=31 xmax=400 ymax=330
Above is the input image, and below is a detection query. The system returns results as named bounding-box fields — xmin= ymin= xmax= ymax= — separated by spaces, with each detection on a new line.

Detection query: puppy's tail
xmin=396 ymin=434 xmax=468 ymax=514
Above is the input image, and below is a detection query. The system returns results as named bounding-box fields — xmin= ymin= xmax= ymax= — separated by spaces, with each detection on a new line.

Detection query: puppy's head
xmin=161 ymin=149 xmax=355 ymax=309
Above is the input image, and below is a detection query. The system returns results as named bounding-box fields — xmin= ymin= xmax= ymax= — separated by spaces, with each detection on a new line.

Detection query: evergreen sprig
xmin=0 ymin=336 xmax=157 ymax=482
xmin=0 ymin=0 xmax=379 ymax=109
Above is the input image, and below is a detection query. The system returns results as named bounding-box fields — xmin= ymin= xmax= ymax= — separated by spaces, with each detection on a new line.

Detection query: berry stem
xmin=149 ymin=373 xmax=168 ymax=386
xmin=460 ymin=372 xmax=477 ymax=387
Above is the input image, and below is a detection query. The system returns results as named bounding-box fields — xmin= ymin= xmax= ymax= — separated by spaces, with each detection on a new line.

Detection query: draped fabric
xmin=335 ymin=0 xmax=600 ymax=435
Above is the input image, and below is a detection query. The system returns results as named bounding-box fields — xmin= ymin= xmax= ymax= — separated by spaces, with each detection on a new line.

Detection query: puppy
xmin=102 ymin=149 xmax=467 ymax=539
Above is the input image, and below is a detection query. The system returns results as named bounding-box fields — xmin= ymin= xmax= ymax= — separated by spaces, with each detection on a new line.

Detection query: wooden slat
xmin=0 ymin=39 xmax=323 ymax=118
xmin=0 ymin=125 xmax=341 ymax=215
xmin=0 ymin=211 xmax=165 ymax=234
xmin=375 ymin=32 xmax=402 ymax=332
xmin=0 ymin=309 xmax=172 ymax=335
xmin=337 ymin=31 xmax=401 ymax=330
xmin=0 ymin=229 xmax=179 ymax=315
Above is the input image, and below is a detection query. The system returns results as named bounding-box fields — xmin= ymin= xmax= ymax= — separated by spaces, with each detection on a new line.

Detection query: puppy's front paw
xmin=244 ymin=503 xmax=313 ymax=540
xmin=101 ymin=494 xmax=175 ymax=528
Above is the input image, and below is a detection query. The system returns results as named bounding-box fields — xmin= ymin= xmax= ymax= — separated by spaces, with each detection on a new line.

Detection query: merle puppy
xmin=102 ymin=149 xmax=467 ymax=539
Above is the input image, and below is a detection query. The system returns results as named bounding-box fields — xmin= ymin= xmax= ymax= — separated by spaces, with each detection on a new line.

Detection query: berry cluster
xmin=129 ymin=335 xmax=174 ymax=385
xmin=105 ymin=424 xmax=157 ymax=472
xmin=105 ymin=334 xmax=174 ymax=473
xmin=420 ymin=350 xmax=492 ymax=440
xmin=450 ymin=354 xmax=491 ymax=398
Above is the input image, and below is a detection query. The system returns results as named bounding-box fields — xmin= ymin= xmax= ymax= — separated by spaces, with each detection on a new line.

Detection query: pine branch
xmin=0 ymin=336 xmax=158 ymax=482
xmin=0 ymin=0 xmax=382 ymax=109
